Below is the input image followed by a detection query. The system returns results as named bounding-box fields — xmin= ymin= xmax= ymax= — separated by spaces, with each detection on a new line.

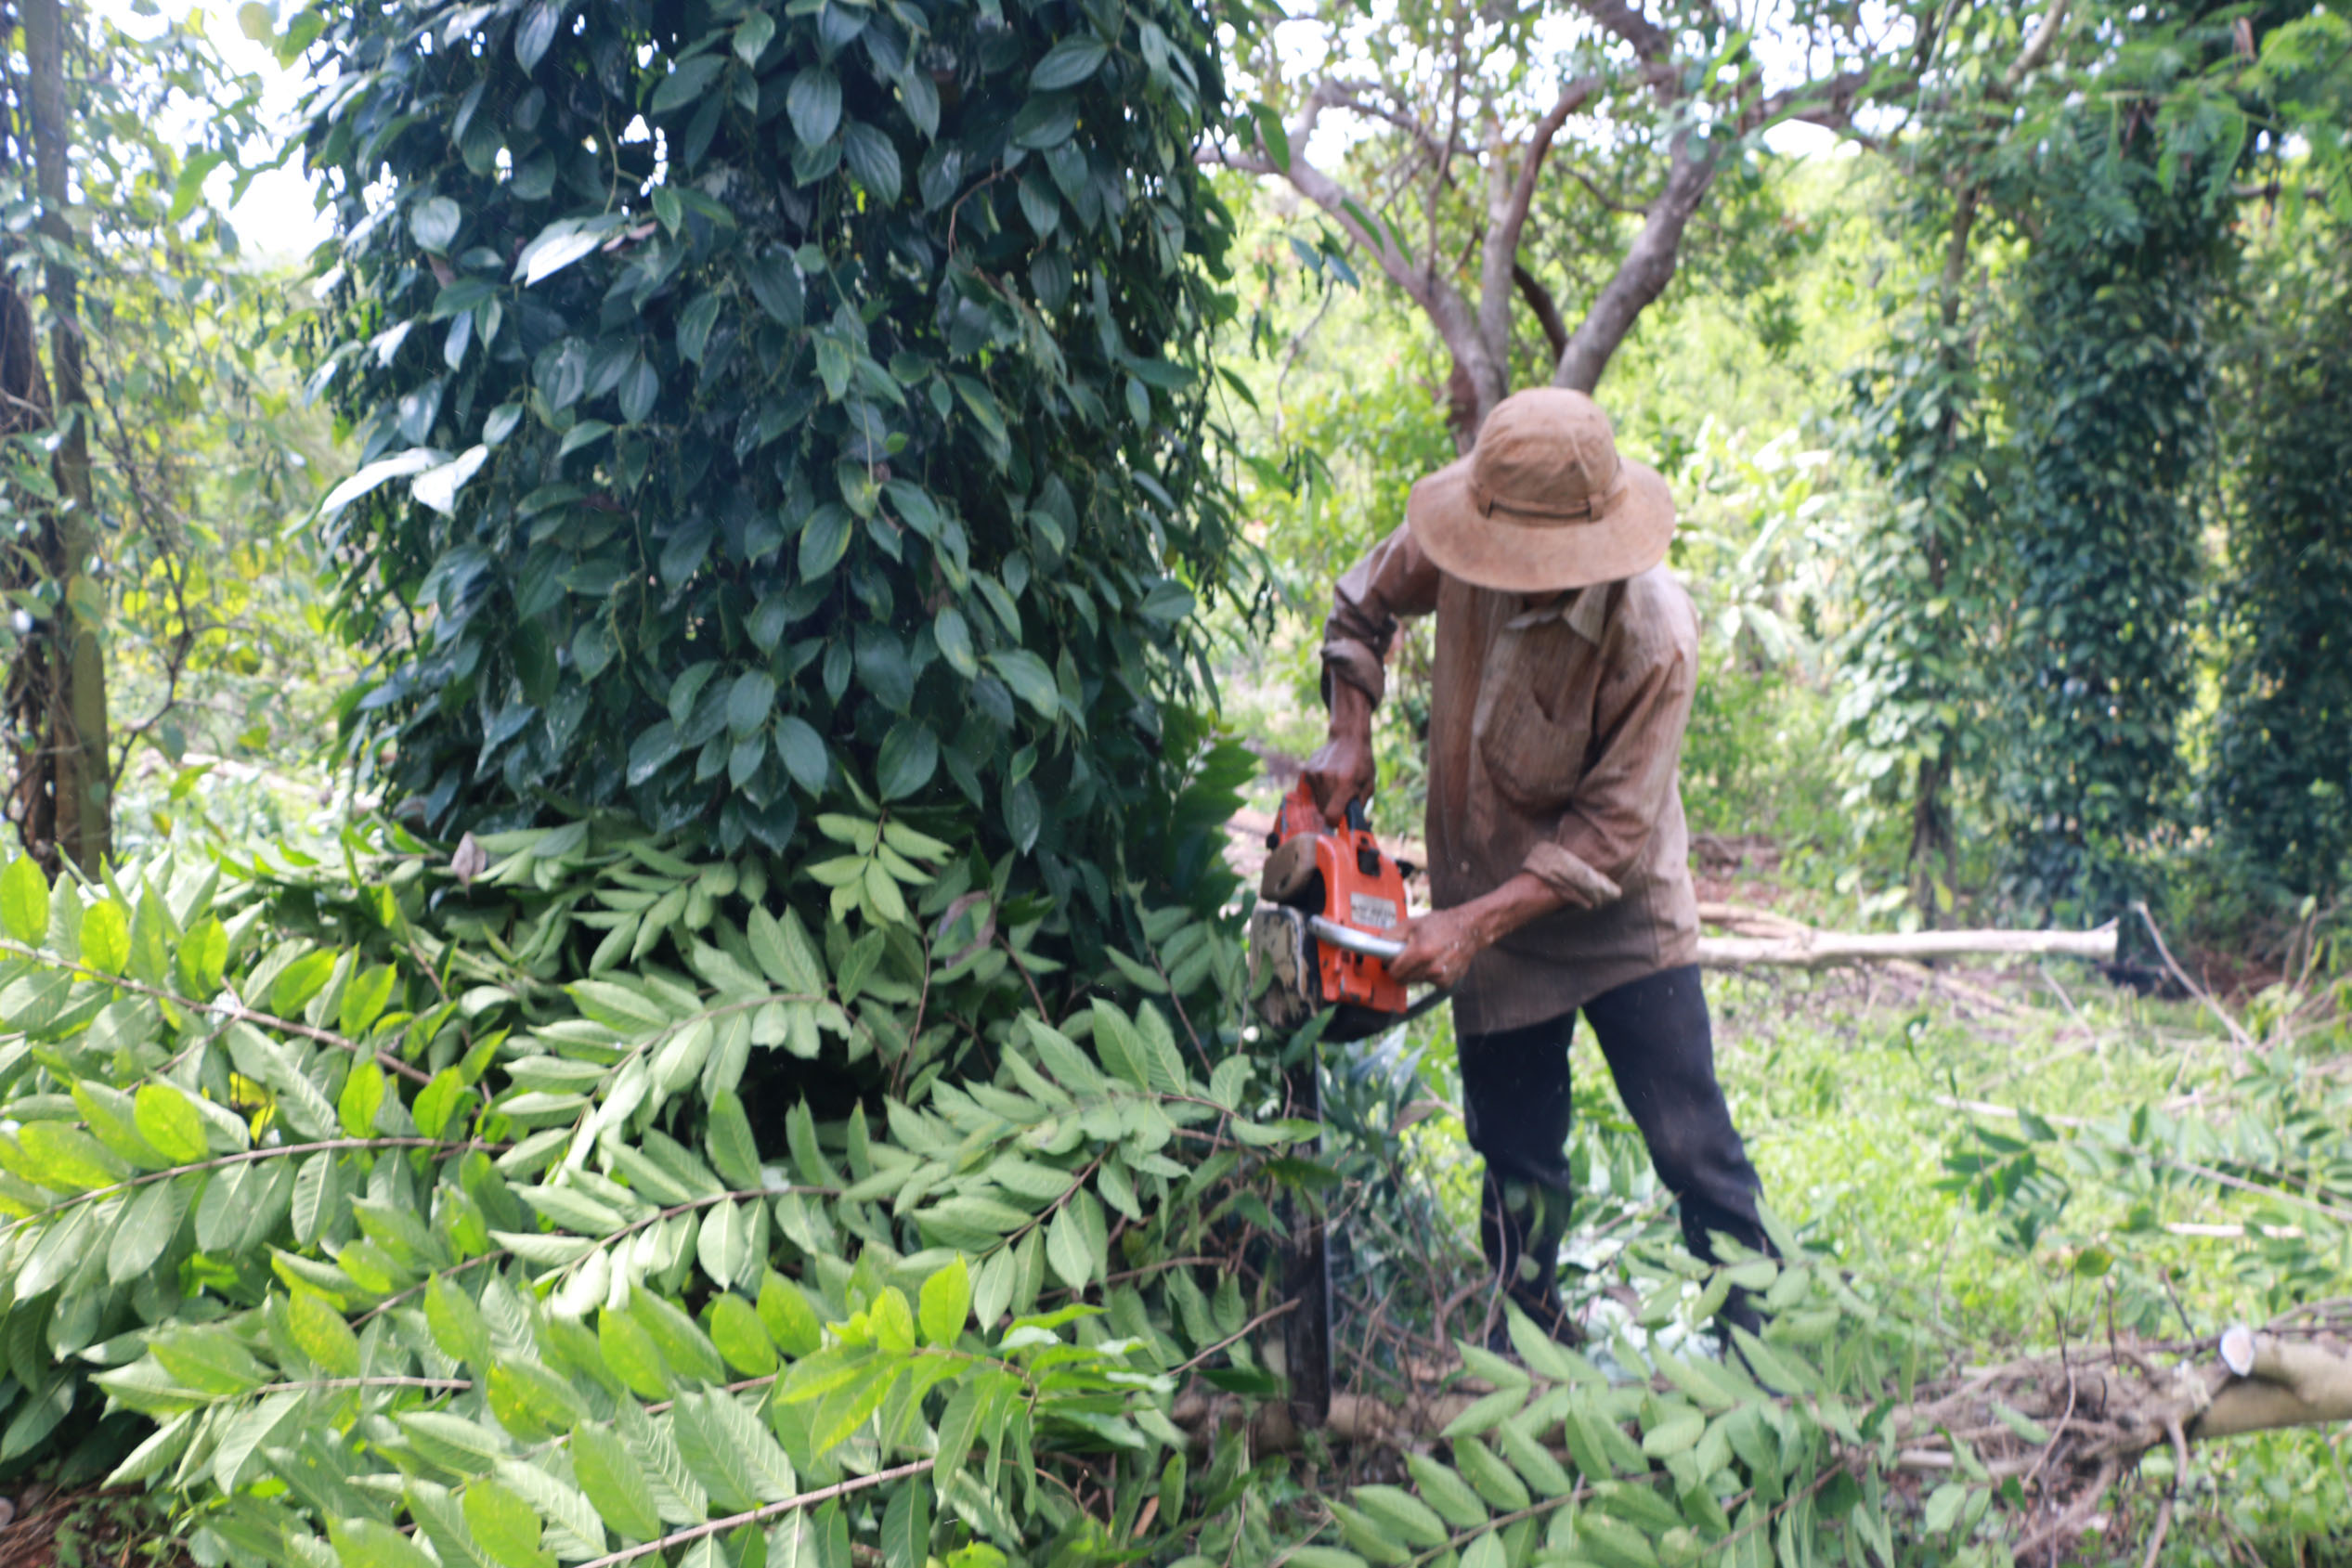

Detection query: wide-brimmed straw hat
xmin=1406 ymin=387 xmax=1675 ymax=592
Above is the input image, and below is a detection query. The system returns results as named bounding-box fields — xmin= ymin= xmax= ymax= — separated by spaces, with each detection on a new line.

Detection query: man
xmin=1305 ymin=386 xmax=1770 ymax=1344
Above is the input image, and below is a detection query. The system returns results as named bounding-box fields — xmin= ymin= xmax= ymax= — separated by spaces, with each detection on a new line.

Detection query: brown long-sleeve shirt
xmin=1321 ymin=524 xmax=1700 ymax=1034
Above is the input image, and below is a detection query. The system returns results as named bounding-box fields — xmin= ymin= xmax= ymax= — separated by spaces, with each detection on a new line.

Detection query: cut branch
xmin=1696 ymin=905 xmax=2118 ymax=970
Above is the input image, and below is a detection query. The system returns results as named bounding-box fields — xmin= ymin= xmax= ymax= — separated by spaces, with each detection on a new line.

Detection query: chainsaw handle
xmin=1306 ymin=914 xmax=1403 ymax=962
xmin=1345 ymin=797 xmax=1371 ymax=834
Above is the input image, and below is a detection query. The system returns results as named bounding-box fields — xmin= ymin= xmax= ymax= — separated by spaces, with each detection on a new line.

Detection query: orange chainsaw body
xmin=1268 ymin=781 xmax=1411 ymax=1016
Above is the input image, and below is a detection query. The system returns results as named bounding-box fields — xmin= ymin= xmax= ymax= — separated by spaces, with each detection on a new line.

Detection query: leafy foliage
xmin=0 ymin=823 xmax=1305 ymax=1566
xmin=0 ymin=8 xmax=327 ymax=866
xmin=1991 ymin=117 xmax=2222 ymax=916
xmin=300 ymin=0 xmax=1249 ymax=942
xmin=2206 ymin=252 xmax=2352 ymax=902
xmin=1838 ymin=258 xmax=2003 ymax=913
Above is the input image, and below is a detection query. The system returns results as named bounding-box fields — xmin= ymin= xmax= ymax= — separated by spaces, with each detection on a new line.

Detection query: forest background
xmin=0 ymin=0 xmax=2339 ymax=1564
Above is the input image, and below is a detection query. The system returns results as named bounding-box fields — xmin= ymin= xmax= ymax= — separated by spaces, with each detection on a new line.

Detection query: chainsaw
xmin=1246 ymin=780 xmax=1449 ymax=1042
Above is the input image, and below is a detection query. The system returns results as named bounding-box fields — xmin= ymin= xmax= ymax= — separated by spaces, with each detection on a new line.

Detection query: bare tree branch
xmin=1202 ymin=93 xmax=1491 ymax=392
xmin=2004 ymin=0 xmax=2072 ymax=91
xmin=1513 ymin=263 xmax=1569 ymax=362
xmin=1575 ymin=0 xmax=1674 ymax=60
xmin=1549 ymin=138 xmax=1718 ymax=392
xmin=1475 ymin=75 xmax=1602 ymax=381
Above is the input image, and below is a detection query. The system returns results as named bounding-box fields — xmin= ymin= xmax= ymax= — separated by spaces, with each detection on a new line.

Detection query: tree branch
xmin=1203 ymin=84 xmax=1493 ymax=416
xmin=1575 ymin=0 xmax=1673 ymax=60
xmin=2004 ymin=0 xmax=2071 ymax=92
xmin=1475 ymin=76 xmax=1601 ymax=378
xmin=1548 ymin=138 xmax=1718 ymax=392
xmin=1513 ymin=264 xmax=1568 ymax=363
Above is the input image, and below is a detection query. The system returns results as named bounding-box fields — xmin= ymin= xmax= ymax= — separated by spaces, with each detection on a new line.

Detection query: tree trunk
xmin=22 ymin=0 xmax=108 ymax=877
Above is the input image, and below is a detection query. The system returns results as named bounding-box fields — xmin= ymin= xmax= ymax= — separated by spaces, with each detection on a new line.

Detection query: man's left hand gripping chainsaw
xmin=1247 ymin=780 xmax=1449 ymax=1042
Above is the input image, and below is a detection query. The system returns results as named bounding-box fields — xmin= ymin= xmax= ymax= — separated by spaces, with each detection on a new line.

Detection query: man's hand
xmin=1304 ymin=682 xmax=1376 ymax=826
xmin=1387 ymin=904 xmax=1490 ymax=989
xmin=1385 ymin=874 xmax=1570 ymax=990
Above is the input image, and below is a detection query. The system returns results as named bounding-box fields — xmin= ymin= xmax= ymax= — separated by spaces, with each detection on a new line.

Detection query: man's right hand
xmin=1303 ymin=683 xmax=1376 ymax=827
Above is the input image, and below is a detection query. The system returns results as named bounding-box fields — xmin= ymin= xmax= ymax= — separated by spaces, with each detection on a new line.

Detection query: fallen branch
xmin=1698 ymin=904 xmax=2117 ymax=970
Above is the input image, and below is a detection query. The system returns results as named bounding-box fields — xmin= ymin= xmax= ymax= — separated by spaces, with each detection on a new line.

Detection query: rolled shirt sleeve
xmin=1321 ymin=525 xmax=1443 ymax=707
xmin=1520 ymin=632 xmax=1694 ymax=911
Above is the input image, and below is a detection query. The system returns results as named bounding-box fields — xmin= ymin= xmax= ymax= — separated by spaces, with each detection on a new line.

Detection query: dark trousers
xmin=1458 ymin=965 xmax=1769 ymax=1331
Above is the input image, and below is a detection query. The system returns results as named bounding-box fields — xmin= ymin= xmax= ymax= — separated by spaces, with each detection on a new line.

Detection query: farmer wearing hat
xmin=1306 ymin=387 xmax=1771 ymax=1344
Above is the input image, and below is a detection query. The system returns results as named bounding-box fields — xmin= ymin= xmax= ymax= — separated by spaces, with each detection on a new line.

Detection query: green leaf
xmin=786 ymin=69 xmax=842 ymax=148
xmin=290 ymin=1288 xmax=364 ymax=1376
xmin=0 ymin=855 xmax=48 ymax=945
xmin=342 ymin=964 xmax=399 ymax=1035
xmin=571 ymin=1421 xmax=665 ymax=1543
xmin=630 ymin=1291 xmax=728 ymax=1385
xmin=464 ymin=1479 xmax=555 ymax=1568
xmin=705 ymin=1088 xmax=761 ymax=1189
xmin=1288 ymin=1549 xmax=1368 ymax=1568
xmin=18 ymin=1121 xmax=128 ymax=1192
xmin=599 ymin=1306 xmax=673 ymax=1400
xmin=134 ymin=1083 xmax=211 ymax=1164
xmin=1404 ymin=1455 xmax=1488 ymax=1530
xmin=1031 ymin=37 xmax=1109 ymax=90
xmin=708 ymin=1292 xmax=778 ymax=1376
xmin=1250 ymin=102 xmax=1292 ymax=173
xmin=1345 ymin=1495 xmax=1449 ymax=1551
xmin=152 ymin=1330 xmax=268 ymax=1397
xmin=881 ymin=1481 xmax=929 ymax=1568
xmin=727 ymin=672 xmax=778 ymax=736
xmin=1451 ymin=1434 xmax=1529 ymax=1511
xmin=331 ymin=1517 xmax=441 ymax=1568
xmin=672 ymin=1390 xmax=795 ymax=1513
xmin=918 ymin=1256 xmax=970 ymax=1347
xmin=82 ymin=901 xmax=129 ymax=975
xmin=678 ymin=293 xmax=722 ymax=364
xmin=109 ymin=1174 xmax=191 ymax=1285
xmin=842 ymin=123 xmax=902 ymax=204
xmin=877 ymin=722 xmax=938 ymax=801
xmin=986 ymin=650 xmax=1061 ymax=719
xmin=1045 ymin=1205 xmax=1093 ymax=1289
xmin=416 ymin=1068 xmax=471 ymax=1139
xmin=429 ymin=1276 xmax=494 ymax=1367
xmin=339 ymin=1060 xmax=388 ymax=1140
xmin=412 ymin=197 xmax=463 ymax=253
xmin=1494 ymin=1417 xmax=1575 ymax=1497
xmin=733 ymin=10 xmax=774 ymax=63
xmin=652 ymin=55 xmax=728 ymax=115
xmin=177 ymin=916 xmax=228 ymax=997
xmin=759 ymin=1272 xmax=823 ymax=1357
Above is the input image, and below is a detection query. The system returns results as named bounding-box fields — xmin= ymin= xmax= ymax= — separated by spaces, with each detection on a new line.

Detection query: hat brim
xmin=1405 ymin=452 xmax=1676 ymax=592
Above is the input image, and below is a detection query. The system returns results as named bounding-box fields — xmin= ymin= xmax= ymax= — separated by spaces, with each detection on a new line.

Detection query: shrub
xmin=0 ymin=823 xmax=1296 ymax=1564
